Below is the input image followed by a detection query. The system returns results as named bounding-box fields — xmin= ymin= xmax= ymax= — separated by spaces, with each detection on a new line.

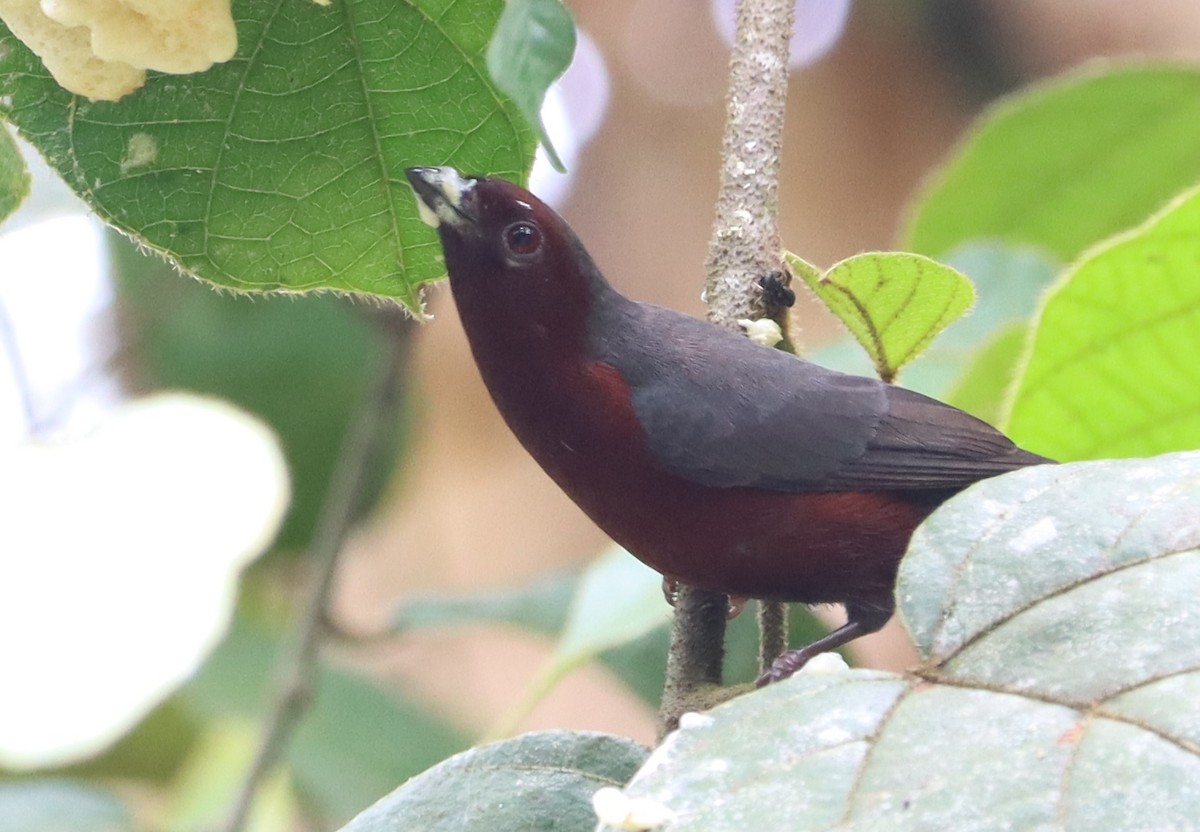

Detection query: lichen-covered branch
xmin=704 ymin=0 xmax=796 ymax=328
xmin=660 ymin=0 xmax=796 ymax=735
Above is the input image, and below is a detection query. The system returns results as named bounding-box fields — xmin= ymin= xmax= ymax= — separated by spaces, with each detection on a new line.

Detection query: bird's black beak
xmin=405 ymin=166 xmax=477 ymax=229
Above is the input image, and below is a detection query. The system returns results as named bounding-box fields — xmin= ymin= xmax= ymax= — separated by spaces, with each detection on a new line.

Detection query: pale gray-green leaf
xmin=0 ymin=781 xmax=131 ymax=832
xmin=556 ymin=546 xmax=670 ymax=663
xmin=608 ymin=453 xmax=1200 ymax=830
xmin=341 ymin=731 xmax=647 ymax=832
xmin=390 ymin=571 xmax=577 ymax=636
xmin=900 ymin=452 xmax=1200 ymax=674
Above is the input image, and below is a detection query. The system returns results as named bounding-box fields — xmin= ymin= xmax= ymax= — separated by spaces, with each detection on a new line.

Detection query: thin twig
xmin=659 ymin=0 xmax=797 ymax=735
xmin=757 ymin=599 xmax=789 ymax=673
xmin=219 ymin=305 xmax=413 ymax=832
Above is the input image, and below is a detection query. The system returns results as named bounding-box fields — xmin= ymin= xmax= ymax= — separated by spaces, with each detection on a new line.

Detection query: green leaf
xmin=339 ymin=731 xmax=648 ymax=832
xmin=165 ymin=721 xmax=298 ymax=832
xmin=895 ymin=243 xmax=1057 ymax=396
xmin=789 ymin=251 xmax=974 ymax=383
xmin=486 ymin=0 xmax=577 ymax=173
xmin=942 ymin=322 xmax=1028 ymax=423
xmin=388 ymin=566 xmax=673 ymax=704
xmin=905 ymin=65 xmax=1200 ymax=261
xmin=56 ymin=700 xmax=198 ymax=784
xmin=555 ymin=548 xmax=671 ymax=663
xmin=0 ymin=126 xmax=30 ymax=225
xmin=901 ymin=453 xmax=1200 ymax=687
xmin=938 ymin=243 xmax=1059 ymax=328
xmin=0 ymin=0 xmax=535 ymax=311
xmin=805 ymin=243 xmax=1056 ymax=397
xmin=1005 ymin=185 xmax=1200 ymax=459
xmin=0 ymin=781 xmax=132 ymax=832
xmin=184 ymin=620 xmax=467 ymax=825
xmin=391 ymin=570 xmax=577 ymax=636
xmin=109 ymin=232 xmax=403 ymax=550
xmin=390 ymin=563 xmax=830 ymax=707
xmin=596 ymin=627 xmax=670 ymax=706
xmin=486 ymin=548 xmax=670 ymax=737
xmin=608 ymin=453 xmax=1200 ymax=830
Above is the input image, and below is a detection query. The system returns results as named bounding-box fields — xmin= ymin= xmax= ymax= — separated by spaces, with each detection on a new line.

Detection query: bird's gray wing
xmin=820 ymin=385 xmax=1051 ymax=490
xmin=594 ymin=303 xmax=1048 ymax=493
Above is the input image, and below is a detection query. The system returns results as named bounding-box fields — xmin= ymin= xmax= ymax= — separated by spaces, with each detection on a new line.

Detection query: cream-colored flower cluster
xmin=0 ymin=0 xmax=237 ymax=101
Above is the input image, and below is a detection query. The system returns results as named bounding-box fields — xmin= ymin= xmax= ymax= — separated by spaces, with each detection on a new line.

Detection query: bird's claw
xmin=754 ymin=647 xmax=812 ymax=687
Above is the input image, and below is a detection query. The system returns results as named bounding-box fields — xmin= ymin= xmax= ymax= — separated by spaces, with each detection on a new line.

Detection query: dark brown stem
xmin=219 ymin=306 xmax=412 ymax=832
xmin=658 ymin=586 xmax=729 ymax=740
xmin=659 ymin=0 xmax=797 ymax=737
xmin=757 ymin=599 xmax=789 ymax=673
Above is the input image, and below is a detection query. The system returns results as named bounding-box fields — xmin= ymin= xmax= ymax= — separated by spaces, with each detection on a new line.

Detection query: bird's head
xmin=406 ymin=167 xmax=611 ymax=345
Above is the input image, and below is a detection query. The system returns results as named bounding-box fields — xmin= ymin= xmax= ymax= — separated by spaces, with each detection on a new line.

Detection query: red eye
xmin=504 ymin=221 xmax=542 ymax=255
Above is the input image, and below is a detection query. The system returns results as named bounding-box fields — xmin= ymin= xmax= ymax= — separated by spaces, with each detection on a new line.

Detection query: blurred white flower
xmin=0 ymin=393 xmax=289 ymax=769
xmin=0 ymin=212 xmax=114 ymax=444
xmin=592 ymin=787 xmax=675 ymax=831
xmin=0 ymin=0 xmax=237 ymax=100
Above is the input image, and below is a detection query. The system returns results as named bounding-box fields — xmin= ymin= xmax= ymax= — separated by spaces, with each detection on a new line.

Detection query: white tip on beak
xmin=406 ymin=166 xmax=476 ymax=228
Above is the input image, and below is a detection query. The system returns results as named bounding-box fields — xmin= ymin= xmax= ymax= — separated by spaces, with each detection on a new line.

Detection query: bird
xmin=405 ymin=166 xmax=1051 ymax=684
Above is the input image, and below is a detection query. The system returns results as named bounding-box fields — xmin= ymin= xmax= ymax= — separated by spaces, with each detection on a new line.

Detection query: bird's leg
xmin=755 ymin=598 xmax=894 ymax=686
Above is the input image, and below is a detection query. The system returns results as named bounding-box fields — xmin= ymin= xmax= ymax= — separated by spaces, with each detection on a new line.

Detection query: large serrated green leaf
xmin=0 ymin=126 xmax=30 ymax=225
xmin=606 ymin=453 xmax=1200 ymax=831
xmin=1006 ymin=185 xmax=1200 ymax=459
xmin=0 ymin=0 xmax=535 ymax=311
xmin=340 ymin=731 xmax=648 ymax=832
xmin=789 ymin=251 xmax=974 ymax=383
xmin=905 ymin=65 xmax=1200 ymax=261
